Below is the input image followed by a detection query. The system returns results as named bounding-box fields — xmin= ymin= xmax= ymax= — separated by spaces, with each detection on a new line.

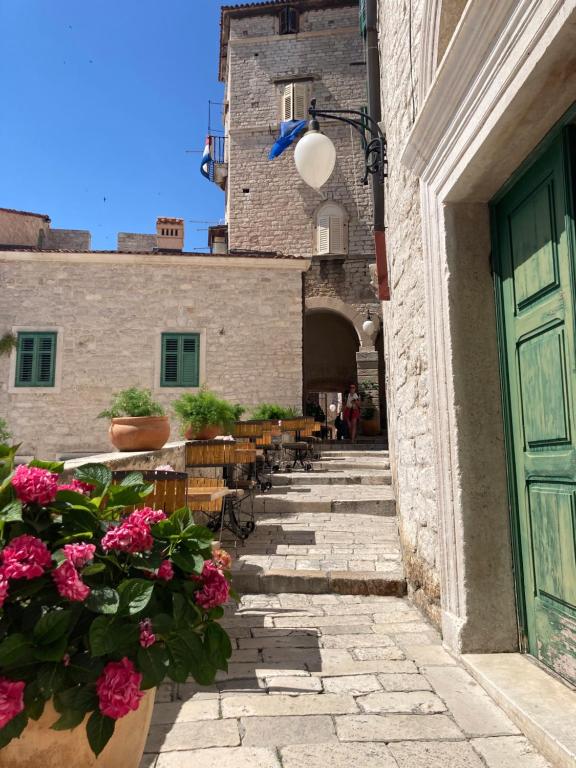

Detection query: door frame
xmin=490 ymin=102 xmax=576 ymax=652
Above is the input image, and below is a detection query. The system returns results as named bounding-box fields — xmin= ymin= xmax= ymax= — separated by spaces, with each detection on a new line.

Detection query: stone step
xmin=271 ymin=470 xmax=392 ymax=487
xmin=321 ymin=450 xmax=389 ymax=459
xmin=320 ymin=442 xmax=388 ymax=452
xmin=253 ymin=487 xmax=396 ymax=516
xmin=315 ymin=461 xmax=389 ymax=471
xmin=231 ymin=566 xmax=406 ymax=597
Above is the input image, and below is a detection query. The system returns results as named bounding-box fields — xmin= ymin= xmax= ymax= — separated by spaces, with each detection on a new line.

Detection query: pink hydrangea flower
xmin=96 ymin=657 xmax=143 ymax=720
xmin=212 ymin=547 xmax=232 ymax=570
xmin=130 ymin=507 xmax=167 ymax=526
xmin=155 ymin=560 xmax=174 ymax=581
xmin=63 ymin=542 xmax=96 ymax=568
xmin=101 ymin=516 xmax=153 ymax=554
xmin=11 ymin=465 xmax=58 ymax=506
xmin=57 ymin=479 xmax=94 ymax=496
xmin=139 ymin=618 xmax=156 ymax=648
xmin=0 ymin=572 xmax=8 ymax=609
xmin=194 ymin=560 xmax=230 ymax=610
xmin=0 ymin=678 xmax=25 ymax=729
xmin=1 ymin=535 xmax=52 ymax=580
xmin=52 ymin=560 xmax=91 ymax=602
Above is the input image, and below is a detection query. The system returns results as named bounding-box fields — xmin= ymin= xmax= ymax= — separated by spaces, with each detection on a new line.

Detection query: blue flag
xmin=269 ymin=120 xmax=307 ymax=160
xmin=200 ymin=136 xmax=212 ymax=180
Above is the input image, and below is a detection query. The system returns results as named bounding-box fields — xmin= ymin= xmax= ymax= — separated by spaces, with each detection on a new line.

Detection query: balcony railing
xmin=207 ymin=135 xmax=227 ymax=189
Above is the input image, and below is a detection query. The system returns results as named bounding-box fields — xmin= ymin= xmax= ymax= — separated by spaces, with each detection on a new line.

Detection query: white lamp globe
xmin=362 ymin=318 xmax=376 ymax=335
xmin=329 ymin=403 xmax=337 ymax=413
xmin=294 ymin=130 xmax=336 ymax=190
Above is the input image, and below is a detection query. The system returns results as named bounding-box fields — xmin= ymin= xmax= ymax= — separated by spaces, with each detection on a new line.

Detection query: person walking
xmin=343 ymin=383 xmax=360 ymax=443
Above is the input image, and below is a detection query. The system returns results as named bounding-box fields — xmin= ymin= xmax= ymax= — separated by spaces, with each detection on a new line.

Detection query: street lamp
xmin=362 ymin=311 xmax=376 ymax=336
xmin=294 ymin=99 xmax=387 ymax=190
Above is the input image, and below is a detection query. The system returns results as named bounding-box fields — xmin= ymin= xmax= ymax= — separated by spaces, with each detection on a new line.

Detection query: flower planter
xmin=360 ymin=416 xmax=380 ymax=437
xmin=109 ymin=416 xmax=170 ymax=452
xmin=184 ymin=423 xmax=223 ymax=440
xmin=0 ymin=690 xmax=155 ymax=768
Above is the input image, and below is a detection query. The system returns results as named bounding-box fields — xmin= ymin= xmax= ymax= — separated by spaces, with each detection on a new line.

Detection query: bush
xmin=0 ymin=418 xmax=10 ymax=443
xmin=172 ymin=389 xmax=242 ymax=432
xmin=97 ymin=388 xmax=165 ymax=419
xmin=0 ymin=445 xmax=232 ymax=756
xmin=251 ymin=403 xmax=299 ymax=420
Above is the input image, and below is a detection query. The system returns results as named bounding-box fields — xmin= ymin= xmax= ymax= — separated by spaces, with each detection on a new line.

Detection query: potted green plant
xmin=0 ymin=418 xmax=10 ymax=444
xmin=250 ymin=404 xmax=298 ymax=420
xmin=0 ymin=445 xmax=233 ymax=766
xmin=98 ymin=388 xmax=169 ymax=452
xmin=172 ymin=389 xmax=244 ymax=440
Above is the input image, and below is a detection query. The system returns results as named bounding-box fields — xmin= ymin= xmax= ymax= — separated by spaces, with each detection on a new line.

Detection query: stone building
xmin=0 ymin=213 xmax=307 ymax=458
xmin=216 ymin=0 xmax=385 ymax=425
xmin=377 ymin=0 xmax=576 ymax=697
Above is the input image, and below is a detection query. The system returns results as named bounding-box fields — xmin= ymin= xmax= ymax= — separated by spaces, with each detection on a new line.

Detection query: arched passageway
xmin=303 ymin=309 xmax=359 ymax=394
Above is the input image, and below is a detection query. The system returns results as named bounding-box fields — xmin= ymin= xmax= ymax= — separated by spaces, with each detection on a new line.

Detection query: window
xmin=316 ymin=202 xmax=348 ymax=256
xmin=15 ymin=332 xmax=57 ymax=387
xmin=279 ymin=6 xmax=299 ymax=35
xmin=281 ymin=82 xmax=309 ymax=122
xmin=161 ymin=333 xmax=200 ymax=387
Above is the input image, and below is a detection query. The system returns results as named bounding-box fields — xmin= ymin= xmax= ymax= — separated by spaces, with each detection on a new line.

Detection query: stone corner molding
xmin=400 ymin=0 xmax=560 ymax=179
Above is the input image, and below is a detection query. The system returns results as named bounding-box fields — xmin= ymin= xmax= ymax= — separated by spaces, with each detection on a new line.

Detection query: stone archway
xmin=303 ymin=309 xmax=359 ymax=394
xmin=305 ymin=296 xmax=372 ymax=348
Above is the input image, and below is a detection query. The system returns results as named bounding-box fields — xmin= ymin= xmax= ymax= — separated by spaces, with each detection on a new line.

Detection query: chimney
xmin=156 ymin=217 xmax=184 ymax=251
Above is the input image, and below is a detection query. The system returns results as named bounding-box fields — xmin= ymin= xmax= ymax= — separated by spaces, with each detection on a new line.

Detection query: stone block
xmin=280 ymin=742 xmax=398 ymax=768
xmin=322 ymin=674 xmax=382 ymax=695
xmin=471 ymin=736 xmax=553 ymax=767
xmin=241 ymin=715 xmax=337 ymax=746
xmin=377 ymin=673 xmax=433 ymax=692
xmin=260 ymin=570 xmax=330 ymax=594
xmin=151 ymin=699 xmax=220 ymax=724
xmin=388 ymin=741 xmax=485 ymax=768
xmin=154 ymin=747 xmax=281 ymax=768
xmin=335 ymin=714 xmax=464 ymax=742
xmin=329 ymin=571 xmax=406 ymax=596
xmin=404 ymin=645 xmax=457 ymax=666
xmin=222 ymin=692 xmax=358 ymax=717
xmin=356 ymin=690 xmax=446 ymax=714
xmin=145 ymin=719 xmax=240 ymax=752
xmin=264 ymin=675 xmax=323 ymax=694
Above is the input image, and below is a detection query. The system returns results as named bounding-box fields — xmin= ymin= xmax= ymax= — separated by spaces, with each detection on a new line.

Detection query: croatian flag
xmin=269 ymin=120 xmax=307 ymax=160
xmin=200 ymin=136 xmax=212 ymax=179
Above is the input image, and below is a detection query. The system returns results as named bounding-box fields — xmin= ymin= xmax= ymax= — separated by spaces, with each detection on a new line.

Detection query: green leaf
xmin=24 ymin=680 xmax=47 ymax=721
xmin=81 ymin=562 xmax=106 ymax=576
xmin=50 ymin=708 xmax=86 ymax=730
xmin=119 ymin=471 xmax=144 ymax=487
xmin=29 ymin=459 xmax=65 ymax=473
xmin=118 ymin=579 xmax=154 ymax=616
xmin=180 ymin=629 xmax=216 ymax=685
xmin=55 ymin=489 xmax=95 ymax=506
xmin=171 ymin=548 xmax=204 ymax=574
xmin=37 ymin=664 xmax=67 ymax=698
xmin=33 ymin=635 xmax=68 ymax=662
xmin=204 ymin=623 xmax=232 ymax=671
xmin=0 ymin=633 xmax=33 ymax=666
xmin=151 ymin=613 xmax=174 ymax=635
xmin=0 ymin=499 xmax=22 ymax=522
xmin=86 ymin=587 xmax=119 ymax=615
xmin=54 ymin=685 xmax=98 ymax=715
xmin=0 ymin=712 xmax=28 ymax=749
xmin=137 ymin=644 xmax=169 ymax=689
xmin=89 ymin=616 xmax=139 ymax=656
xmin=34 ymin=610 xmax=72 ymax=645
xmin=74 ymin=464 xmax=112 ymax=492
xmin=165 ymin=635 xmax=191 ymax=683
xmin=106 ymin=484 xmax=154 ymax=506
xmin=208 ymin=606 xmax=225 ymax=621
xmin=86 ymin=710 xmax=115 ymax=757
xmin=67 ymin=654 xmax=104 ymax=684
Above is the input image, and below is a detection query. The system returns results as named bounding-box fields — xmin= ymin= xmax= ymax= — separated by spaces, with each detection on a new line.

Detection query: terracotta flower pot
xmin=360 ymin=417 xmax=380 ymax=437
xmin=109 ymin=416 xmax=170 ymax=452
xmin=184 ymin=424 xmax=224 ymax=440
xmin=0 ymin=690 xmax=155 ymax=768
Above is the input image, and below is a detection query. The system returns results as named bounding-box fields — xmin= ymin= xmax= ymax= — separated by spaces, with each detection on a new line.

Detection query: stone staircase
xmin=224 ymin=447 xmax=405 ymax=598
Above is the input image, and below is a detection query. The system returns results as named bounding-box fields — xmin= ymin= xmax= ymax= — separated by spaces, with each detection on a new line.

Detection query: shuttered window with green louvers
xmin=15 ymin=332 xmax=57 ymax=387
xmin=359 ymin=0 xmax=367 ymax=37
xmin=161 ymin=333 xmax=200 ymax=387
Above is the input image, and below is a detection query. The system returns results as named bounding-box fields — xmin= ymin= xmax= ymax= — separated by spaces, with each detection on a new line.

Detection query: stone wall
xmin=43 ymin=229 xmax=91 ymax=250
xmin=117 ymin=233 xmax=158 ymax=252
xmin=378 ymin=0 xmax=440 ymax=622
xmin=0 ymin=252 xmax=305 ymax=459
xmin=0 ymin=209 xmax=49 ymax=246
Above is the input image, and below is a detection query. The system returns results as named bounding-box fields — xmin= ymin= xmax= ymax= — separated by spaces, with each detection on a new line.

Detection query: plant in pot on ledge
xmin=0 ymin=445 xmax=233 ymax=767
xmin=173 ymin=388 xmax=244 ymax=440
xmin=98 ymin=387 xmax=170 ymax=452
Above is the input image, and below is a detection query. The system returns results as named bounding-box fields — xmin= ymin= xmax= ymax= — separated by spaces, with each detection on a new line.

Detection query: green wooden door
xmin=493 ymin=129 xmax=576 ymax=684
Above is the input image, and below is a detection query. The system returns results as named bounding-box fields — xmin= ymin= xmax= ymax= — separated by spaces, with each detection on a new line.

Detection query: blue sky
xmin=0 ymin=0 xmax=227 ymax=250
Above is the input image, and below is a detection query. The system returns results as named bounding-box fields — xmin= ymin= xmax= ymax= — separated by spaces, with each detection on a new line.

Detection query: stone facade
xmin=0 ymin=249 xmax=306 ymax=458
xmin=221 ymin=0 xmax=383 ymax=406
xmin=0 ymin=208 xmax=90 ymax=250
xmin=377 ymin=0 xmax=439 ymax=623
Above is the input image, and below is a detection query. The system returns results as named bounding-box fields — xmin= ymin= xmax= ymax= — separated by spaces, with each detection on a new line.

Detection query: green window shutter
xmin=161 ymin=333 xmax=200 ymax=387
xmin=359 ymin=0 xmax=367 ymax=38
xmin=16 ymin=332 xmax=56 ymax=387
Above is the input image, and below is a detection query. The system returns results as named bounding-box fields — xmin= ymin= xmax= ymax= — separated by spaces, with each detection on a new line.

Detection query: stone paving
xmin=141 ymin=594 xmax=551 ymax=767
xmin=141 ymin=449 xmax=553 ymax=767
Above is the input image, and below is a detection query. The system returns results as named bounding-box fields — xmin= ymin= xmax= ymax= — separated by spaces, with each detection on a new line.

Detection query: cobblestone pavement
xmin=141 ymin=451 xmax=552 ymax=767
xmin=141 ymin=594 xmax=551 ymax=767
